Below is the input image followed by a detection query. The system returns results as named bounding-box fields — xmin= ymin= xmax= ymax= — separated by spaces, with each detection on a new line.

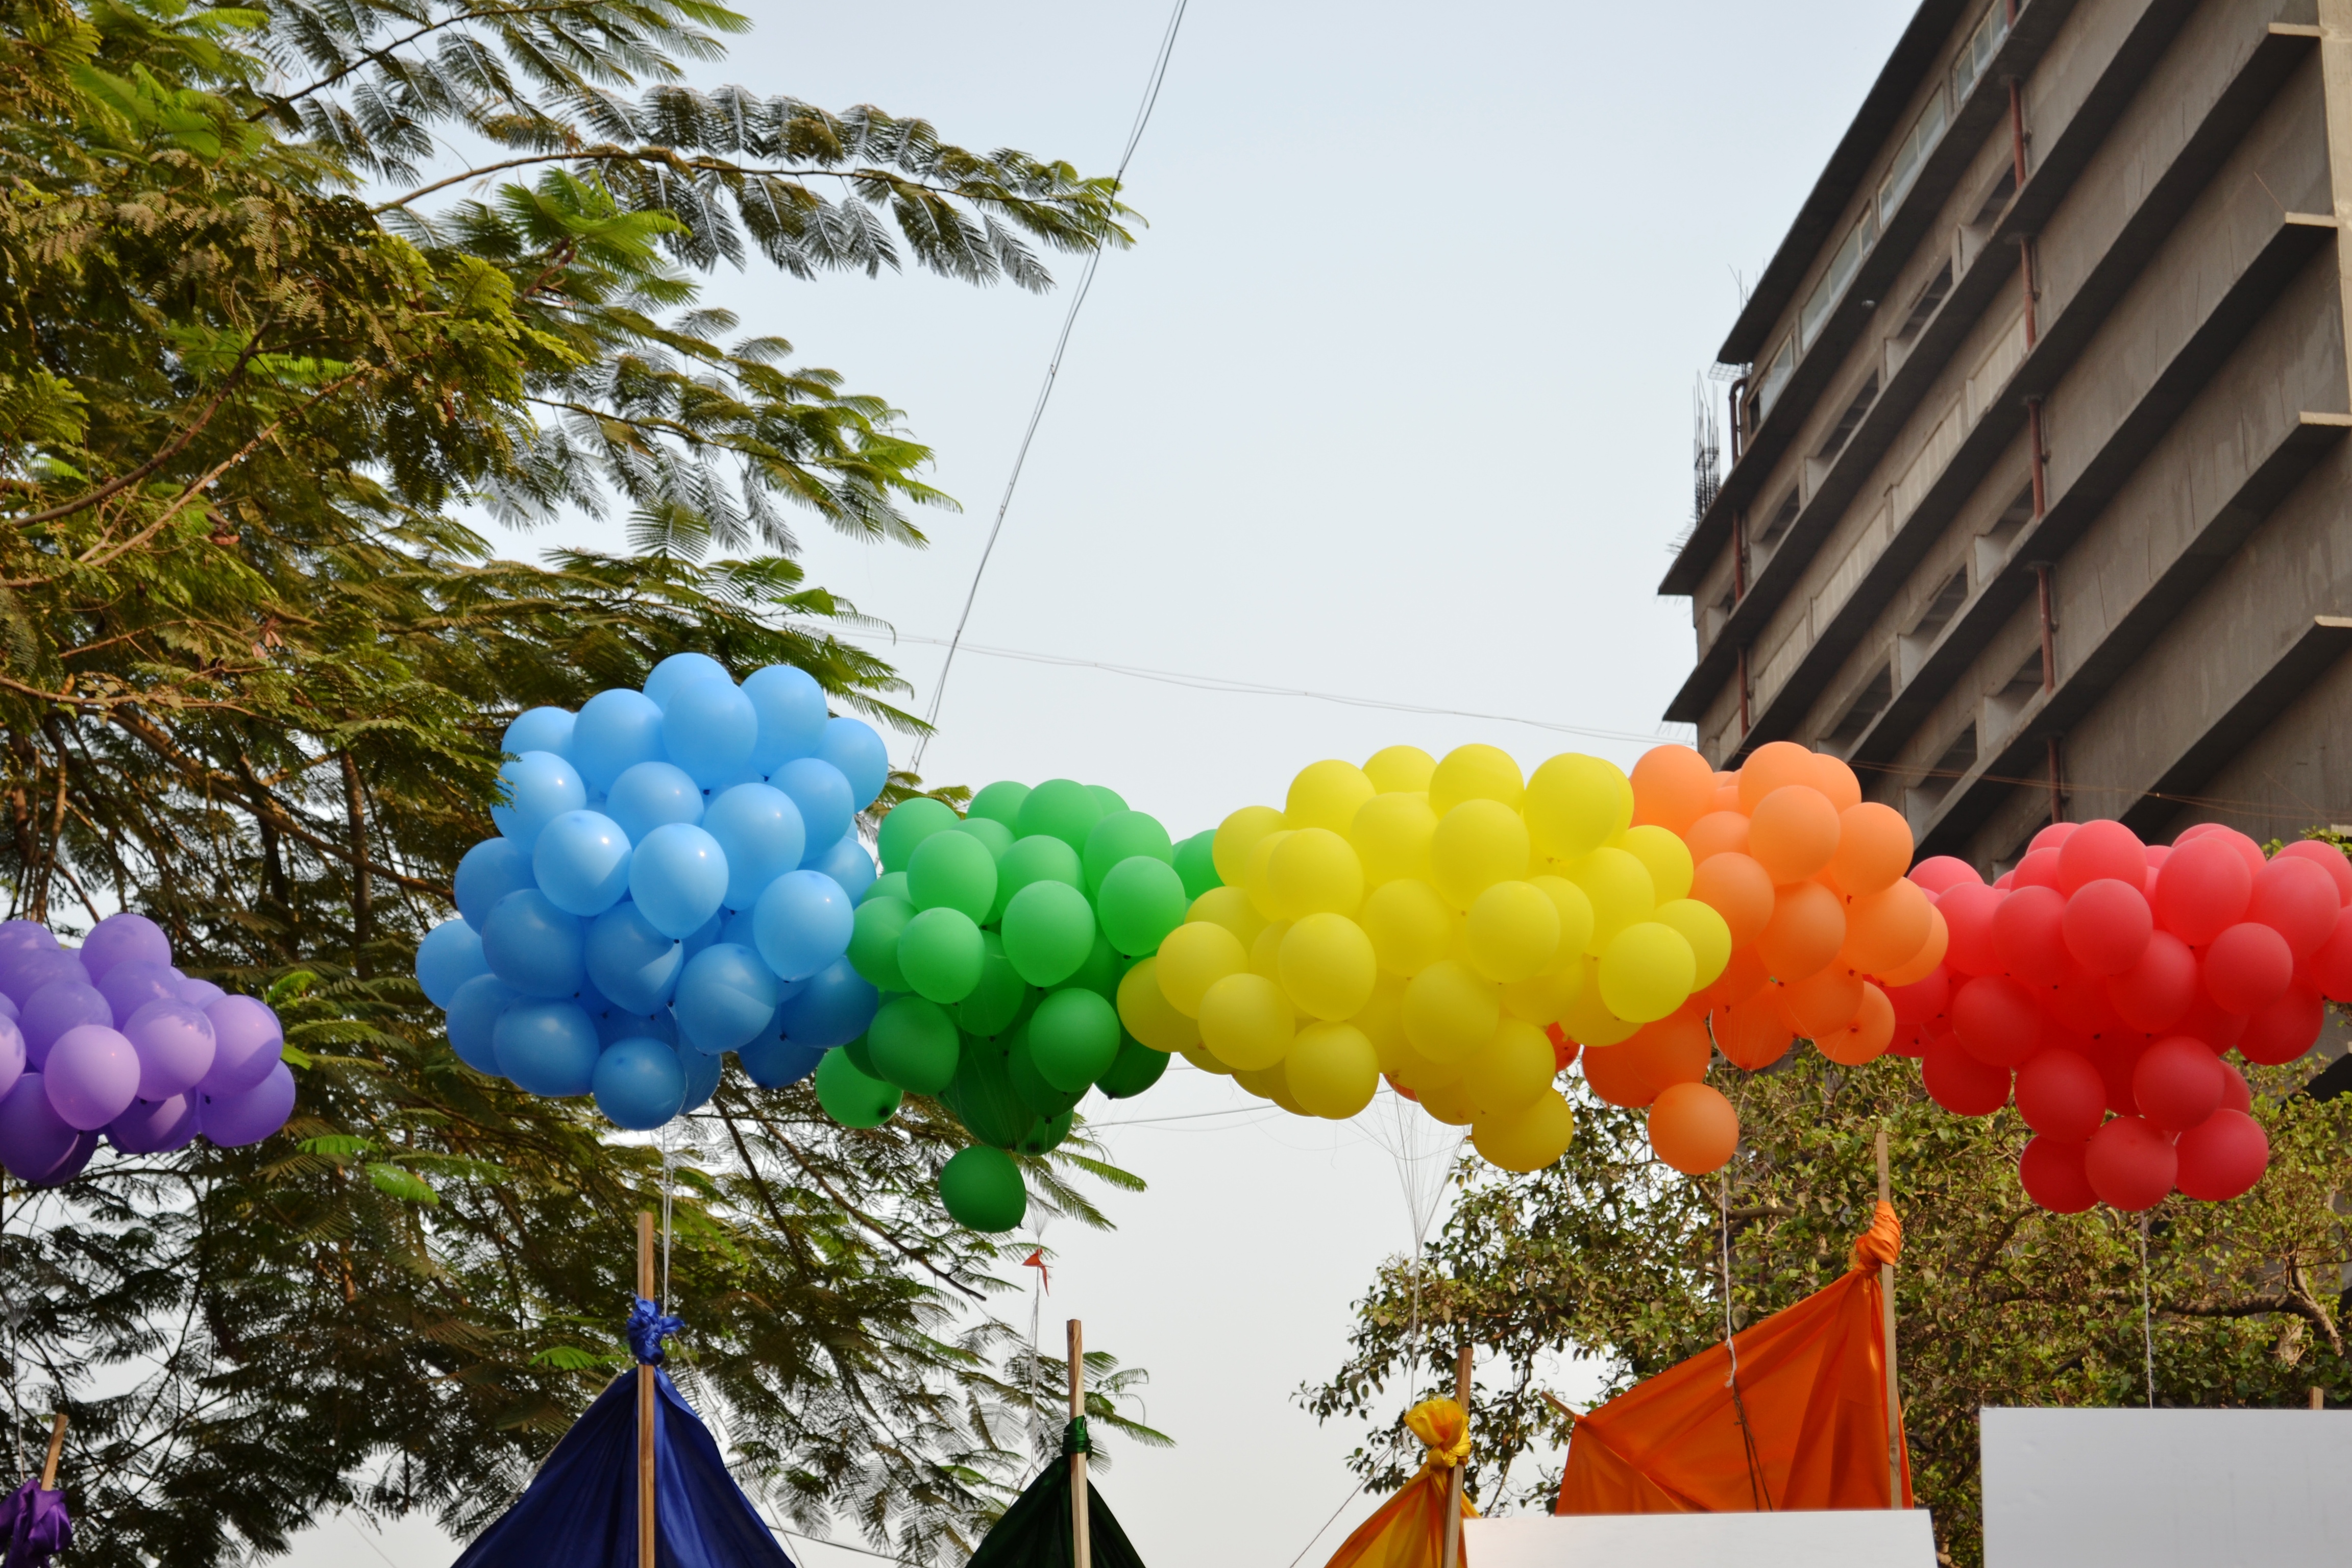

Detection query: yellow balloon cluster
xmin=1114 ymin=745 xmax=1733 ymax=1173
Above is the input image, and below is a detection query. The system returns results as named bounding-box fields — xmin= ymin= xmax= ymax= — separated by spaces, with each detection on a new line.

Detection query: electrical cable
xmin=886 ymin=632 xmax=1695 ymax=749
xmin=914 ymin=0 xmax=1190 ymax=768
xmin=1282 ymin=1480 xmax=1368 ymax=1568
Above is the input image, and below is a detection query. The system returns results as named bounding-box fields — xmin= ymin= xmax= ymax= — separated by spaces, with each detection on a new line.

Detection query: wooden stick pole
xmin=1441 ymin=1344 xmax=1471 ymax=1568
xmin=38 ymin=1412 xmax=66 ymax=1491
xmin=1876 ymin=1132 xmax=1903 ymax=1509
xmin=1067 ymin=1319 xmax=1090 ymax=1568
xmin=638 ymin=1211 xmax=656 ymax=1568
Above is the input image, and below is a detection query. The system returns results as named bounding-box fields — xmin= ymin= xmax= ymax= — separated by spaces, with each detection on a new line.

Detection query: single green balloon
xmin=949 ymin=1032 xmax=1035 ymax=1148
xmin=990 ymin=835 xmax=1083 ymax=924
xmin=1087 ymin=784 xmax=1129 ymax=815
xmin=956 ymin=930 xmax=1031 ymax=1037
xmin=1097 ymin=1033 xmax=1171 ymax=1099
xmin=952 ymin=815 xmax=1015 ymax=861
xmin=816 ymin=1048 xmax=901 ymax=1129
xmin=1017 ymin=778 xmax=1105 ymax=853
xmin=876 ymin=796 xmax=959 ymax=872
xmin=998 ymin=880 xmax=1098 ymax=986
xmin=937 ymin=1145 xmax=1027 ymax=1232
xmin=1082 ymin=810 xmax=1173 ymax=894
xmin=1064 ymin=928 xmax=1124 ymax=1003
xmin=847 ymin=896 xmax=913 ymax=991
xmin=1172 ymin=829 xmax=1222 ymax=900
xmin=868 ymin=995 xmax=960 ymax=1093
xmin=1013 ymin=1109 xmax=1073 ymax=1155
xmin=1006 ymin=1017 xmax=1084 ymax=1117
xmin=842 ymin=1032 xmax=881 ymax=1080
xmin=967 ymin=780 xmax=1031 ymax=830
xmin=1095 ymin=855 xmax=1189 ymax=956
xmin=897 ymin=906 xmax=984 ymax=1003
xmin=1026 ymin=986 xmax=1121 ymax=1092
xmin=864 ymin=870 xmax=911 ymax=906
xmin=908 ymin=830 xmax=997 ymax=922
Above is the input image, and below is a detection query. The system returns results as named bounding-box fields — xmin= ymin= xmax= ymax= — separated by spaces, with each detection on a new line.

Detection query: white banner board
xmin=1981 ymin=1407 xmax=2352 ymax=1567
xmin=1461 ymin=1509 xmax=1938 ymax=1566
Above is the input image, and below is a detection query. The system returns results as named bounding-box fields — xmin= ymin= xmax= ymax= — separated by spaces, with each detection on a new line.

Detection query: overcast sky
xmin=289 ymin=3 xmax=1913 ymax=1563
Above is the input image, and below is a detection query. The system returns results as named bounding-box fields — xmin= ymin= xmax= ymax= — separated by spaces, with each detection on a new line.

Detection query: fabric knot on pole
xmin=1847 ymin=1199 xmax=1902 ymax=1272
xmin=627 ymin=1295 xmax=684 ymax=1365
xmin=1405 ymin=1396 xmax=1472 ymax=1472
xmin=1061 ymin=1416 xmax=1091 ymax=1458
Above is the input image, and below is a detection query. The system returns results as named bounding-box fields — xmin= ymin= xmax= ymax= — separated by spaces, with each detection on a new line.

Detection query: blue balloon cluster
xmin=417 ymin=654 xmax=890 ymax=1131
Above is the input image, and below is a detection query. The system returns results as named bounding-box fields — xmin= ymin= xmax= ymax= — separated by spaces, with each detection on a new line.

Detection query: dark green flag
xmin=968 ymin=1421 xmax=1149 ymax=1568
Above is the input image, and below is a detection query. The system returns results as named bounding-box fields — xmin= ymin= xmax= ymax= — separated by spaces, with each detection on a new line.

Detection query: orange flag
xmin=1324 ymin=1396 xmax=1479 ymax=1568
xmin=1556 ymin=1201 xmax=1913 ymax=1515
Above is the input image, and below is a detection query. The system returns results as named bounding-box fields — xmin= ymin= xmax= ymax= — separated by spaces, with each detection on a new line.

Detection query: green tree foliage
xmin=1308 ymin=1053 xmax=2352 ymax=1567
xmin=0 ymin=1 xmax=1148 ymax=1561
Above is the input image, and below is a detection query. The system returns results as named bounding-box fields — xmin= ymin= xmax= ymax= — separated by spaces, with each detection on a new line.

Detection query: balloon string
xmin=2139 ymin=1213 xmax=2155 ymax=1409
xmin=659 ymin=1126 xmax=675 ymax=1315
xmin=1719 ymin=1169 xmax=1772 ymax=1511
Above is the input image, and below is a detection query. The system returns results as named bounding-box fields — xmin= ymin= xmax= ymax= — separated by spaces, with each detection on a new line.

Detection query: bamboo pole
xmin=1067 ymin=1319 xmax=1090 ymax=1568
xmin=638 ymin=1211 xmax=656 ymax=1568
xmin=39 ymin=1412 xmax=65 ymax=1491
xmin=1875 ymin=1132 xmax=1903 ymax=1509
xmin=1441 ymin=1344 xmax=1471 ymax=1568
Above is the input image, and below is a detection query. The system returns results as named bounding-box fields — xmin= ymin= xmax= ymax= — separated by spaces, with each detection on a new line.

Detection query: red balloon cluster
xmin=1892 ymin=820 xmax=2348 ymax=1213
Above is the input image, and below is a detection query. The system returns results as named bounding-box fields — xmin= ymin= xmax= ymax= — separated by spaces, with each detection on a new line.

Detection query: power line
xmin=914 ymin=0 xmax=1191 ymax=769
xmin=877 ymin=632 xmax=1697 ymax=750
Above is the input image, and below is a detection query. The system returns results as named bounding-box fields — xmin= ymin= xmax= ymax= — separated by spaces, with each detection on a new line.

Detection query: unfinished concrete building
xmin=1661 ymin=0 xmax=2352 ymax=872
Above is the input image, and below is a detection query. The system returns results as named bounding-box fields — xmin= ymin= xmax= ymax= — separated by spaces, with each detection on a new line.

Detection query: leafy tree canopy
xmin=1308 ymin=1052 xmax=2352 ymax=1567
xmin=0 ymin=1 xmax=1148 ymax=1562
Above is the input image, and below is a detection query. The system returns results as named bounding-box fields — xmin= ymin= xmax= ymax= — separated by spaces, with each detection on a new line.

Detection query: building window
xmin=1905 ymin=720 xmax=1980 ymax=831
xmin=1822 ymin=660 xmax=1894 ymax=754
xmin=1951 ymin=0 xmax=2014 ymax=106
xmin=1897 ymin=566 xmax=1969 ymax=684
xmin=1815 ymin=373 xmax=1881 ymax=467
xmin=1755 ymin=334 xmax=1797 ymax=422
xmin=1877 ymin=91 xmax=1951 ymax=227
xmin=1983 ymin=647 xmax=2044 ymax=744
xmin=1800 ymin=208 xmax=1879 ymax=352
xmin=1753 ymin=487 xmax=1802 ymax=556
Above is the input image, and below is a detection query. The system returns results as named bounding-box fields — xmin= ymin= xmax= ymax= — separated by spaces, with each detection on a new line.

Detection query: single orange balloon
xmin=1624 ymin=1013 xmax=1711 ymax=1099
xmin=1806 ymin=752 xmax=1864 ymax=813
xmin=1703 ymin=944 xmax=1771 ymax=1010
xmin=1873 ymin=903 xmax=1949 ymax=987
xmin=1579 ymin=1040 xmax=1655 ymax=1108
xmin=1757 ymin=879 xmax=1847 ymax=978
xmin=1649 ymin=1082 xmax=1741 ymax=1174
xmin=1736 ymin=740 xmax=1817 ymax=812
xmin=1683 ymin=810 xmax=1752 ymax=864
xmin=1829 ymin=801 xmax=1913 ymax=895
xmin=1747 ymin=785 xmax=1842 ymax=884
xmin=1711 ymin=780 xmax=1743 ymax=813
xmin=1841 ymin=877 xmax=1932 ymax=973
xmin=1710 ymin=993 xmax=1795 ymax=1070
xmin=1817 ymin=981 xmax=1896 ymax=1065
xmin=1629 ymin=744 xmax=1718 ymax=835
xmin=1690 ymin=852 xmax=1775 ymax=947
xmin=1783 ymin=966 xmax=1863 ymax=1036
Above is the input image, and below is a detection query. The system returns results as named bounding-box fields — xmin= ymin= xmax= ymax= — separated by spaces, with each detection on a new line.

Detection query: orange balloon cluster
xmin=1567 ymin=740 xmax=1944 ymax=1178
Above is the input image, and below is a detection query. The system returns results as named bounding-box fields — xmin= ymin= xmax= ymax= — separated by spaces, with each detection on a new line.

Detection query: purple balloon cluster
xmin=0 ymin=913 xmax=291 ymax=1187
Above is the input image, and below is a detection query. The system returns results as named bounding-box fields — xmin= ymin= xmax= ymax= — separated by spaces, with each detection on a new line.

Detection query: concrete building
xmin=1661 ymin=0 xmax=2352 ymax=872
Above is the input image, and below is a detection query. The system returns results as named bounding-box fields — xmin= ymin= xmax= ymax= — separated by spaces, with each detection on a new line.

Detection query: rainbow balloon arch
xmin=412 ymin=655 xmax=2346 ymax=1231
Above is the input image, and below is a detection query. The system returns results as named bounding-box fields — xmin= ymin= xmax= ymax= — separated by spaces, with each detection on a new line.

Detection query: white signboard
xmin=1981 ymin=1407 xmax=2352 ymax=1567
xmin=1462 ymin=1509 xmax=1938 ymax=1566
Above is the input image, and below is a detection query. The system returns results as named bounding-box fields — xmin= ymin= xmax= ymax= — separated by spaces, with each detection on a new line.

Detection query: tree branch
xmin=6 ymin=329 xmax=274 ymax=528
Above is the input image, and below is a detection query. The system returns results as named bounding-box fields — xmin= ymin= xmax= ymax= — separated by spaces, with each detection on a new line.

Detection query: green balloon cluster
xmin=814 ymin=779 xmax=1220 ymax=1233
